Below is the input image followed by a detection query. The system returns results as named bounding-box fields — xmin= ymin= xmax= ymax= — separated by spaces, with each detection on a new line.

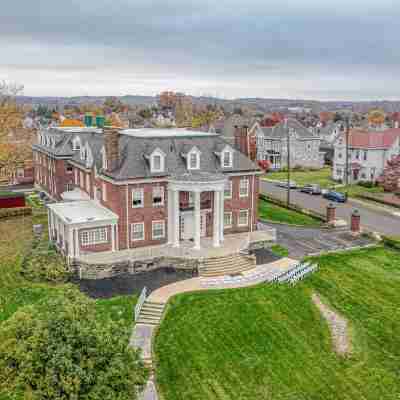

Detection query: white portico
xmin=167 ymin=172 xmax=227 ymax=250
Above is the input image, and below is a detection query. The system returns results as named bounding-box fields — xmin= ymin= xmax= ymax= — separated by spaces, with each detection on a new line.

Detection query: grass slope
xmin=155 ymin=247 xmax=400 ymax=400
xmin=0 ymin=214 xmax=136 ymax=327
xmin=258 ymin=198 xmax=321 ymax=226
xmin=264 ymin=167 xmax=334 ymax=188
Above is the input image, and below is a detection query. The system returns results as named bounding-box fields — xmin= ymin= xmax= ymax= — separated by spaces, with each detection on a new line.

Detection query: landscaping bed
xmin=155 ymin=246 xmax=400 ymax=400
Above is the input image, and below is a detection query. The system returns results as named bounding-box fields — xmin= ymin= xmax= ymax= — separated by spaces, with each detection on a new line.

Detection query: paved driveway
xmin=259 ymin=221 xmax=375 ymax=259
xmin=260 ymin=180 xmax=400 ymax=237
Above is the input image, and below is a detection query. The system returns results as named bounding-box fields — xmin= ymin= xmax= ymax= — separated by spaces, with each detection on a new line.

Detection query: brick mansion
xmin=32 ymin=124 xmax=261 ymax=260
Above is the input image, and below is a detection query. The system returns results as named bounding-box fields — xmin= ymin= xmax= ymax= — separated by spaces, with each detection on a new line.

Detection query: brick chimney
xmin=234 ymin=126 xmax=249 ymax=156
xmin=104 ymin=127 xmax=120 ymax=172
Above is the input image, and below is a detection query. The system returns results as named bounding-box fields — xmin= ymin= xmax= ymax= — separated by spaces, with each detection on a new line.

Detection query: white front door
xmin=180 ymin=212 xmax=207 ymax=240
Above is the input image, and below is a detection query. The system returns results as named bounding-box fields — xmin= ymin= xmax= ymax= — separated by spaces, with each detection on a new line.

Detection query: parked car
xmin=300 ymin=184 xmax=322 ymax=195
xmin=276 ymin=180 xmax=298 ymax=189
xmin=323 ymin=190 xmax=347 ymax=203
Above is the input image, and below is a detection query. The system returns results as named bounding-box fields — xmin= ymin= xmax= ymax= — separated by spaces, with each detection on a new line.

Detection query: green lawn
xmin=264 ymin=167 xmax=335 ymax=188
xmin=0 ymin=214 xmax=136 ymax=327
xmin=154 ymin=246 xmax=400 ymax=400
xmin=258 ymin=198 xmax=322 ymax=226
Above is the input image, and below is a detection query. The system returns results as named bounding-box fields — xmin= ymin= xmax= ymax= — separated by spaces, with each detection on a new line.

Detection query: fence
xmin=134 ymin=286 xmax=147 ymax=322
xmin=275 ymin=262 xmax=318 ymax=285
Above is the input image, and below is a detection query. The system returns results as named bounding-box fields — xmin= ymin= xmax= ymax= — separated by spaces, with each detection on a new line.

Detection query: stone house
xmin=332 ymin=128 xmax=400 ymax=183
xmin=32 ymin=127 xmax=261 ymax=260
xmin=250 ymin=118 xmax=325 ymax=170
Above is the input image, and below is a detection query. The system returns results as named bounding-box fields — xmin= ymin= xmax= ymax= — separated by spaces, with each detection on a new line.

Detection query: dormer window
xmin=220 ymin=146 xmax=233 ymax=168
xmin=187 ymin=147 xmax=201 ymax=170
xmin=72 ymin=137 xmax=81 ymax=151
xmin=150 ymin=148 xmax=165 ymax=173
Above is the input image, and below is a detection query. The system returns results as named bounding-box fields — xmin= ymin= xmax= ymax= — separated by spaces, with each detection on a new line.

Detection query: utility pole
xmin=345 ymin=116 xmax=350 ymax=186
xmin=286 ymin=119 xmax=291 ymax=207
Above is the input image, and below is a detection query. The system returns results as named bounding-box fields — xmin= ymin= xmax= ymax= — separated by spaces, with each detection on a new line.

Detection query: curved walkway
xmin=130 ymin=257 xmax=298 ymax=400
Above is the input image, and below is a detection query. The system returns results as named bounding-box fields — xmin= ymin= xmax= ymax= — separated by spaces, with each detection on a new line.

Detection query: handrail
xmin=134 ymin=286 xmax=147 ymax=322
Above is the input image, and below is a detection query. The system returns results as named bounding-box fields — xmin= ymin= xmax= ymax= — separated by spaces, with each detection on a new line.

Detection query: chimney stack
xmin=104 ymin=127 xmax=120 ymax=172
xmin=234 ymin=125 xmax=249 ymax=156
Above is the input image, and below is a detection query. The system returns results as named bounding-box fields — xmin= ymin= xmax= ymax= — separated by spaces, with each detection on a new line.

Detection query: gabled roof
xmin=257 ymin=118 xmax=320 ymax=140
xmin=343 ymin=128 xmax=400 ymax=149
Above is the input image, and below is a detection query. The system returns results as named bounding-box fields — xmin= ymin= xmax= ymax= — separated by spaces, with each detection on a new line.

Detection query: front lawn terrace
xmin=258 ymin=197 xmax=322 ymax=226
xmin=155 ymin=245 xmax=400 ymax=400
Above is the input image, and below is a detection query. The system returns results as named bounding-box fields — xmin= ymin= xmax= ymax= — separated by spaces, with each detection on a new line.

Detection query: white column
xmin=173 ymin=189 xmax=180 ymax=247
xmin=111 ymin=224 xmax=116 ymax=252
xmin=68 ymin=226 xmax=74 ymax=258
xmin=219 ymin=189 xmax=224 ymax=242
xmin=74 ymin=228 xmax=80 ymax=258
xmin=213 ymin=190 xmax=221 ymax=247
xmin=167 ymin=188 xmax=174 ymax=244
xmin=194 ymin=190 xmax=201 ymax=250
xmin=47 ymin=209 xmax=52 ymax=240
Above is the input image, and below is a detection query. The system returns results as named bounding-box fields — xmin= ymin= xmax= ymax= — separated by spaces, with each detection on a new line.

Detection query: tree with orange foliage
xmin=368 ymin=109 xmax=385 ymax=127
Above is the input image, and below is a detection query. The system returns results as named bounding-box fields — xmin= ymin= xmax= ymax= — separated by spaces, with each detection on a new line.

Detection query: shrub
xmin=0 ymin=289 xmax=148 ymax=400
xmin=382 ymin=236 xmax=400 ymax=251
xmin=358 ymin=181 xmax=375 ymax=188
xmin=22 ymin=238 xmax=70 ymax=283
xmin=0 ymin=207 xmax=32 ymax=219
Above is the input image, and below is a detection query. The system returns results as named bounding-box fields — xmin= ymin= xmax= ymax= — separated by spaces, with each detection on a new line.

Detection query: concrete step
xmin=136 ymin=317 xmax=160 ymax=325
xmin=200 ymin=262 xmax=256 ymax=277
xmin=201 ymin=260 xmax=254 ymax=271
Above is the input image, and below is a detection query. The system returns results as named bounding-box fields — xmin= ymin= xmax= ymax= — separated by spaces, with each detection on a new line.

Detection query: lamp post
xmin=286 ymin=119 xmax=291 ymax=207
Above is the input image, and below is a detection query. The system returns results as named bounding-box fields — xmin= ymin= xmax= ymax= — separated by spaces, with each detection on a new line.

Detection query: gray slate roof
xmin=33 ymin=128 xmax=260 ymax=181
xmin=259 ymin=118 xmax=320 ymax=140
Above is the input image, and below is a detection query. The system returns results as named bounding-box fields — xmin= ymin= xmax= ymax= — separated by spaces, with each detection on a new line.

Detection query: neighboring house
xmin=315 ymin=122 xmax=344 ymax=165
xmin=32 ymin=127 xmax=261 ymax=259
xmin=250 ymin=119 xmax=325 ymax=170
xmin=332 ymin=128 xmax=400 ymax=183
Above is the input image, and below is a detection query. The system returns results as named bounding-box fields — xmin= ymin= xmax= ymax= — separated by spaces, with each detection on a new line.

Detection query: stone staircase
xmin=199 ymin=253 xmax=256 ymax=277
xmin=136 ymin=301 xmax=166 ymax=326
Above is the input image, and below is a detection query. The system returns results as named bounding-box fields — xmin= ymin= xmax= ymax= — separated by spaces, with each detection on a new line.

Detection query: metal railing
xmin=134 ymin=286 xmax=147 ymax=322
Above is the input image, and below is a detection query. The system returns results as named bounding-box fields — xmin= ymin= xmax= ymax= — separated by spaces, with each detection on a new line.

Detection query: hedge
xmin=0 ymin=206 xmax=32 ymax=219
xmin=0 ymin=191 xmax=25 ymax=199
xmin=259 ymin=193 xmax=326 ymax=222
xmin=381 ymin=236 xmax=400 ymax=251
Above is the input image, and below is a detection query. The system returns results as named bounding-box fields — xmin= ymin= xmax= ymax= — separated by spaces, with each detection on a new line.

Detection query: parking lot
xmin=259 ymin=221 xmax=376 ymax=259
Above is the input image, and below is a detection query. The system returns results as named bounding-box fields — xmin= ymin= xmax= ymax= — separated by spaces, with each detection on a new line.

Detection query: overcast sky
xmin=1 ymin=0 xmax=400 ymax=100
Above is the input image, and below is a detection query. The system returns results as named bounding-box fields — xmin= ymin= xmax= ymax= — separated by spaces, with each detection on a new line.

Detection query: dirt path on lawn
xmin=312 ymin=293 xmax=351 ymax=356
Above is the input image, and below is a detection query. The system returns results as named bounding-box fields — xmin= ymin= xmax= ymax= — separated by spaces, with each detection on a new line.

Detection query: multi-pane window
xmin=80 ymin=227 xmax=107 ymax=245
xmin=132 ymin=188 xmax=144 ymax=208
xmin=222 ymin=151 xmax=232 ymax=168
xmin=153 ymin=155 xmax=161 ymax=171
xmin=224 ymin=180 xmax=232 ymax=199
xmin=189 ymin=153 xmax=199 ymax=169
xmin=239 ymin=178 xmax=249 ymax=197
xmin=224 ymin=212 xmax=232 ymax=228
xmin=152 ymin=186 xmax=164 ymax=206
xmin=131 ymin=223 xmax=145 ymax=241
xmin=238 ymin=210 xmax=249 ymax=226
xmin=152 ymin=220 xmax=165 ymax=239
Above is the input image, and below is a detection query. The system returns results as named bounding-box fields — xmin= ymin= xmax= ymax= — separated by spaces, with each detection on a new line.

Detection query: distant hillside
xmin=16 ymin=95 xmax=400 ymax=114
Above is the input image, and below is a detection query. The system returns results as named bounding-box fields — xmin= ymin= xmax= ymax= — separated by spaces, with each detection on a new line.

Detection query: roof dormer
xmin=72 ymin=136 xmax=81 ymax=151
xmin=214 ymin=145 xmax=234 ymax=169
xmin=148 ymin=148 xmax=166 ymax=174
xmin=186 ymin=146 xmax=201 ymax=170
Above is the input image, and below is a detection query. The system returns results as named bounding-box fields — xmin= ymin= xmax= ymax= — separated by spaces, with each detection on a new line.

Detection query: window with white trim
xmin=187 ymin=148 xmax=201 ymax=170
xmin=224 ymin=212 xmax=232 ymax=228
xmin=222 ymin=150 xmax=232 ymax=168
xmin=132 ymin=188 xmax=144 ymax=208
xmin=238 ymin=210 xmax=249 ymax=226
xmin=239 ymin=178 xmax=249 ymax=197
xmin=224 ymin=180 xmax=232 ymax=199
xmin=80 ymin=227 xmax=107 ymax=245
xmin=72 ymin=137 xmax=81 ymax=151
xmin=152 ymin=186 xmax=164 ymax=206
xmin=131 ymin=223 xmax=145 ymax=241
xmin=152 ymin=220 xmax=165 ymax=239
xmin=150 ymin=149 xmax=165 ymax=173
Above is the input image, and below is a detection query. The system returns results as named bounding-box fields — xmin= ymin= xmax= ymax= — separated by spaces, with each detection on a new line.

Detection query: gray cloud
xmin=1 ymin=0 xmax=400 ymax=99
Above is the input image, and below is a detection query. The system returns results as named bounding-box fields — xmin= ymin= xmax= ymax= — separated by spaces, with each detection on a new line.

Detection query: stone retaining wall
xmin=73 ymin=256 xmax=199 ymax=280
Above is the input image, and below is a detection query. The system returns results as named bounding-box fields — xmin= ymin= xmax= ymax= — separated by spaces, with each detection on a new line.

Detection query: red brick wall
xmin=127 ymin=181 xmax=169 ymax=248
xmin=223 ymin=175 xmax=258 ymax=234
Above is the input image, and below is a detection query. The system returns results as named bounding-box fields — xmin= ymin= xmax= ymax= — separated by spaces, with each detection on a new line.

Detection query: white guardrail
xmin=134 ymin=286 xmax=147 ymax=322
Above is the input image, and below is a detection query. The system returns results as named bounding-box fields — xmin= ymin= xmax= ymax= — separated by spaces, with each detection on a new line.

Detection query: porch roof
xmin=47 ymin=200 xmax=118 ymax=225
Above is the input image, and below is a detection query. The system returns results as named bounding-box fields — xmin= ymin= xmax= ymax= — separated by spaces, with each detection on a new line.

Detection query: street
xmin=260 ymin=180 xmax=400 ymax=237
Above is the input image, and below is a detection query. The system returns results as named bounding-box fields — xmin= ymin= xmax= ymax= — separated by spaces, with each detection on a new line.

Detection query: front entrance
xmin=180 ymin=212 xmax=207 ymax=240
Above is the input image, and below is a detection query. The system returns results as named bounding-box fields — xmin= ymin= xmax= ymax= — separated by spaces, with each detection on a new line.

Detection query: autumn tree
xmin=0 ymin=81 xmax=24 ymax=140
